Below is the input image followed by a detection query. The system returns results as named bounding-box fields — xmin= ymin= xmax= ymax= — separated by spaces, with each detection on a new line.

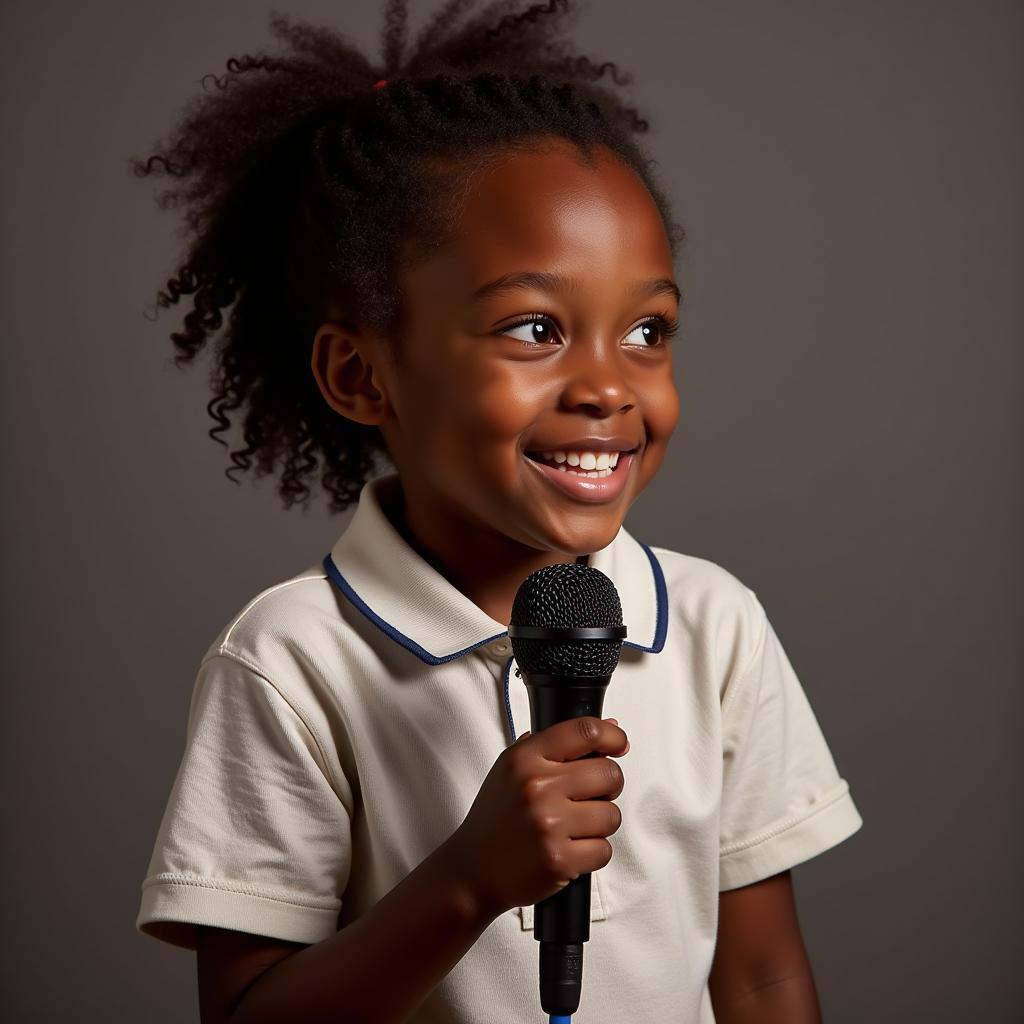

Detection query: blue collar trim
xmin=322 ymin=553 xmax=506 ymax=666
xmin=323 ymin=541 xmax=667 ymax=665
xmin=631 ymin=541 xmax=669 ymax=654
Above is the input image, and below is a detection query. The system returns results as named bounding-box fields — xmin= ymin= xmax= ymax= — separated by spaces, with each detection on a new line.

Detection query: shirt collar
xmin=323 ymin=473 xmax=667 ymax=665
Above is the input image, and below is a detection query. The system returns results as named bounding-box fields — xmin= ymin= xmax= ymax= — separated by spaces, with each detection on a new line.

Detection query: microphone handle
xmin=525 ymin=673 xmax=613 ymax=1016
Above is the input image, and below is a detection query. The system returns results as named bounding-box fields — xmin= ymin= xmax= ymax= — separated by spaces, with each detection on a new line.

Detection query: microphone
xmin=507 ymin=562 xmax=627 ymax=1020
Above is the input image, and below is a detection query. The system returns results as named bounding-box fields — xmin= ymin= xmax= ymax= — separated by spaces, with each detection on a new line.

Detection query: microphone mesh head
xmin=509 ymin=562 xmax=624 ymax=677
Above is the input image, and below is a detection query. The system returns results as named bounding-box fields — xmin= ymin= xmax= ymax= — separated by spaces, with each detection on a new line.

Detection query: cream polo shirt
xmin=137 ymin=472 xmax=863 ymax=1023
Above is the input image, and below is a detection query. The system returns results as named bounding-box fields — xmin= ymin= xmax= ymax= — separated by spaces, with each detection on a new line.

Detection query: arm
xmin=708 ymin=870 xmax=822 ymax=1024
xmin=213 ymin=839 xmax=496 ymax=1024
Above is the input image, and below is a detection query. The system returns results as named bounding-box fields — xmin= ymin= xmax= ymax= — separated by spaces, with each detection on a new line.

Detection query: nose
xmin=558 ymin=346 xmax=638 ymax=417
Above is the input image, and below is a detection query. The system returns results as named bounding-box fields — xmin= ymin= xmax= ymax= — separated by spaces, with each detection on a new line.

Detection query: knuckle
xmin=508 ymin=751 xmax=534 ymax=784
xmin=503 ymin=752 xmax=525 ymax=785
xmin=576 ymin=716 xmax=600 ymax=744
xmin=528 ymin=804 xmax=558 ymax=835
xmin=520 ymin=775 xmax=547 ymax=804
xmin=543 ymin=840 xmax=565 ymax=875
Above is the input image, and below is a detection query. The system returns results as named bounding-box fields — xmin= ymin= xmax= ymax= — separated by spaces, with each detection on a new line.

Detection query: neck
xmin=380 ymin=477 xmax=590 ymax=627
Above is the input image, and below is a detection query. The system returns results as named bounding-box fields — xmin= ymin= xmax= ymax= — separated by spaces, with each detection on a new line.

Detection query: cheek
xmin=408 ymin=359 xmax=541 ymax=482
xmin=460 ymin=363 xmax=545 ymax=442
xmin=647 ymin=376 xmax=681 ymax=438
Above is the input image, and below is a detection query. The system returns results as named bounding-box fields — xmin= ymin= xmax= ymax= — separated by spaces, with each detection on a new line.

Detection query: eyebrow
xmin=469 ymin=271 xmax=681 ymax=306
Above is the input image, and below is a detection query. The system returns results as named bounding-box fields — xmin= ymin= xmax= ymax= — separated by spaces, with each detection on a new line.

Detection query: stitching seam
xmin=719 ymin=589 xmax=770 ymax=723
xmin=719 ymin=780 xmax=851 ymax=857
xmin=141 ymin=872 xmax=339 ymax=910
xmin=222 ymin=573 xmax=328 ymax=648
xmin=199 ymin=649 xmax=349 ymax=811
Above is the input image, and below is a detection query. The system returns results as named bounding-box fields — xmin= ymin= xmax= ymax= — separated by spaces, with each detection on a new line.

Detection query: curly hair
xmin=132 ymin=0 xmax=685 ymax=513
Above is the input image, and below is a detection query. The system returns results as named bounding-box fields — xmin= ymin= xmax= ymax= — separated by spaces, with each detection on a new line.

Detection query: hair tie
xmin=372 ymin=79 xmax=388 ymax=89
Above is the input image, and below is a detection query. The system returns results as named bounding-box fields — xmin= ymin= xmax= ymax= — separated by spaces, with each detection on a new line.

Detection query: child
xmin=134 ymin=3 xmax=863 ymax=1022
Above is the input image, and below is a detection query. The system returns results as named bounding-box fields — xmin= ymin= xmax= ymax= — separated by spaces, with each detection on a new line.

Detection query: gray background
xmin=2 ymin=0 xmax=1020 ymax=1020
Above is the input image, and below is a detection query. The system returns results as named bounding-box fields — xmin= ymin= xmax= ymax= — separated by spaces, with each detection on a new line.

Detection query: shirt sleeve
xmin=718 ymin=593 xmax=863 ymax=890
xmin=136 ymin=653 xmax=353 ymax=950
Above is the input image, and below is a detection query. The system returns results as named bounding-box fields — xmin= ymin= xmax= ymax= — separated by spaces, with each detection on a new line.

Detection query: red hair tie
xmin=373 ymin=79 xmax=388 ymax=89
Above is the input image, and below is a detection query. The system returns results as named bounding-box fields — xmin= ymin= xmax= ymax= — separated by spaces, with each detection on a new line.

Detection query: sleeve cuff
xmin=136 ymin=874 xmax=341 ymax=951
xmin=718 ymin=782 xmax=863 ymax=891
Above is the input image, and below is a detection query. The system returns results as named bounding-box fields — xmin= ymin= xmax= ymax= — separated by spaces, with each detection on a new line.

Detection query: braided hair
xmin=132 ymin=0 xmax=685 ymax=513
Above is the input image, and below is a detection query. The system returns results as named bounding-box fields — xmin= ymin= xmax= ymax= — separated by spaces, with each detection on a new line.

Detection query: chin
xmin=536 ymin=517 xmax=625 ymax=559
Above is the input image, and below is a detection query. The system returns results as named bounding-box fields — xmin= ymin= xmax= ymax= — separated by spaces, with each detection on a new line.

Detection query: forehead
xmin=407 ymin=140 xmax=672 ymax=300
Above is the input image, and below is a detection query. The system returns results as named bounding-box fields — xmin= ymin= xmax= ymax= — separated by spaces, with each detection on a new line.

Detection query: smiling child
xmin=134 ymin=4 xmax=862 ymax=1023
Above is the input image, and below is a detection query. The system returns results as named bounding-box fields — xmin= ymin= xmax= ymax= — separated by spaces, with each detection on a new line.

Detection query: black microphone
xmin=507 ymin=562 xmax=627 ymax=1019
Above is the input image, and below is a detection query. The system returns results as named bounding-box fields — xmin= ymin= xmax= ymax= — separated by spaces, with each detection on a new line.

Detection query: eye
xmin=499 ymin=313 xmax=559 ymax=346
xmin=498 ymin=313 xmax=680 ymax=348
xmin=623 ymin=314 xmax=680 ymax=348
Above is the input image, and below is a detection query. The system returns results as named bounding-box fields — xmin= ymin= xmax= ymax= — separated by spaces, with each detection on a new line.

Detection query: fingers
xmin=560 ymin=753 xmax=625 ymax=802
xmin=564 ymin=798 xmax=623 ymax=841
xmin=533 ymin=716 xmax=629 ymax=763
xmin=562 ymin=837 xmax=615 ymax=874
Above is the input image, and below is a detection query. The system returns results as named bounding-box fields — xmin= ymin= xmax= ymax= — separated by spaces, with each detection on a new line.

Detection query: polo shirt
xmin=136 ymin=471 xmax=863 ymax=1023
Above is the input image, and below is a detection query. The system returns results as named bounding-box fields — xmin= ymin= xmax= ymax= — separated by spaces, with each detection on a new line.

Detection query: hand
xmin=443 ymin=716 xmax=629 ymax=921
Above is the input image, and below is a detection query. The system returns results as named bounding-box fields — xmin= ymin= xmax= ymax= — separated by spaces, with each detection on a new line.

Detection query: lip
xmin=525 ymin=436 xmax=640 ymax=455
xmin=523 ymin=450 xmax=635 ymax=503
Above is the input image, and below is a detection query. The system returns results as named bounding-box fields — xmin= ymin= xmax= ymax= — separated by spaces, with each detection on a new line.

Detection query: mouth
xmin=523 ymin=446 xmax=640 ymax=477
xmin=522 ymin=447 xmax=639 ymax=502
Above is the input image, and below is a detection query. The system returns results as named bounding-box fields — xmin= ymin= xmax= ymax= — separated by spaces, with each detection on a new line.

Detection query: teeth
xmin=556 ymin=466 xmax=613 ymax=477
xmin=533 ymin=449 xmax=630 ymax=477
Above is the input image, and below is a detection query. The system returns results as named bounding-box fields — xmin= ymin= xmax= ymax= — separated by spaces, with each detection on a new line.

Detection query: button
xmin=487 ymin=638 xmax=512 ymax=657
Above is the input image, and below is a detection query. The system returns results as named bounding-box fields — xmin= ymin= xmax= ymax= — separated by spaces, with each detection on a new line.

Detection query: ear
xmin=311 ymin=321 xmax=390 ymax=426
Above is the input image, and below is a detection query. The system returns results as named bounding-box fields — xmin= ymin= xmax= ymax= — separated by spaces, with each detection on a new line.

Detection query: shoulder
xmin=199 ymin=562 xmax=346 ymax=701
xmin=646 ymin=542 xmax=768 ymax=681
xmin=646 ymin=542 xmax=763 ymax=621
xmin=186 ymin=562 xmax=358 ymax=806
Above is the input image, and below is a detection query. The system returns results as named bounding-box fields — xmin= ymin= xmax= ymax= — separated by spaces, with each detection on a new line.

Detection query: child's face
xmin=374 ymin=138 xmax=679 ymax=558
